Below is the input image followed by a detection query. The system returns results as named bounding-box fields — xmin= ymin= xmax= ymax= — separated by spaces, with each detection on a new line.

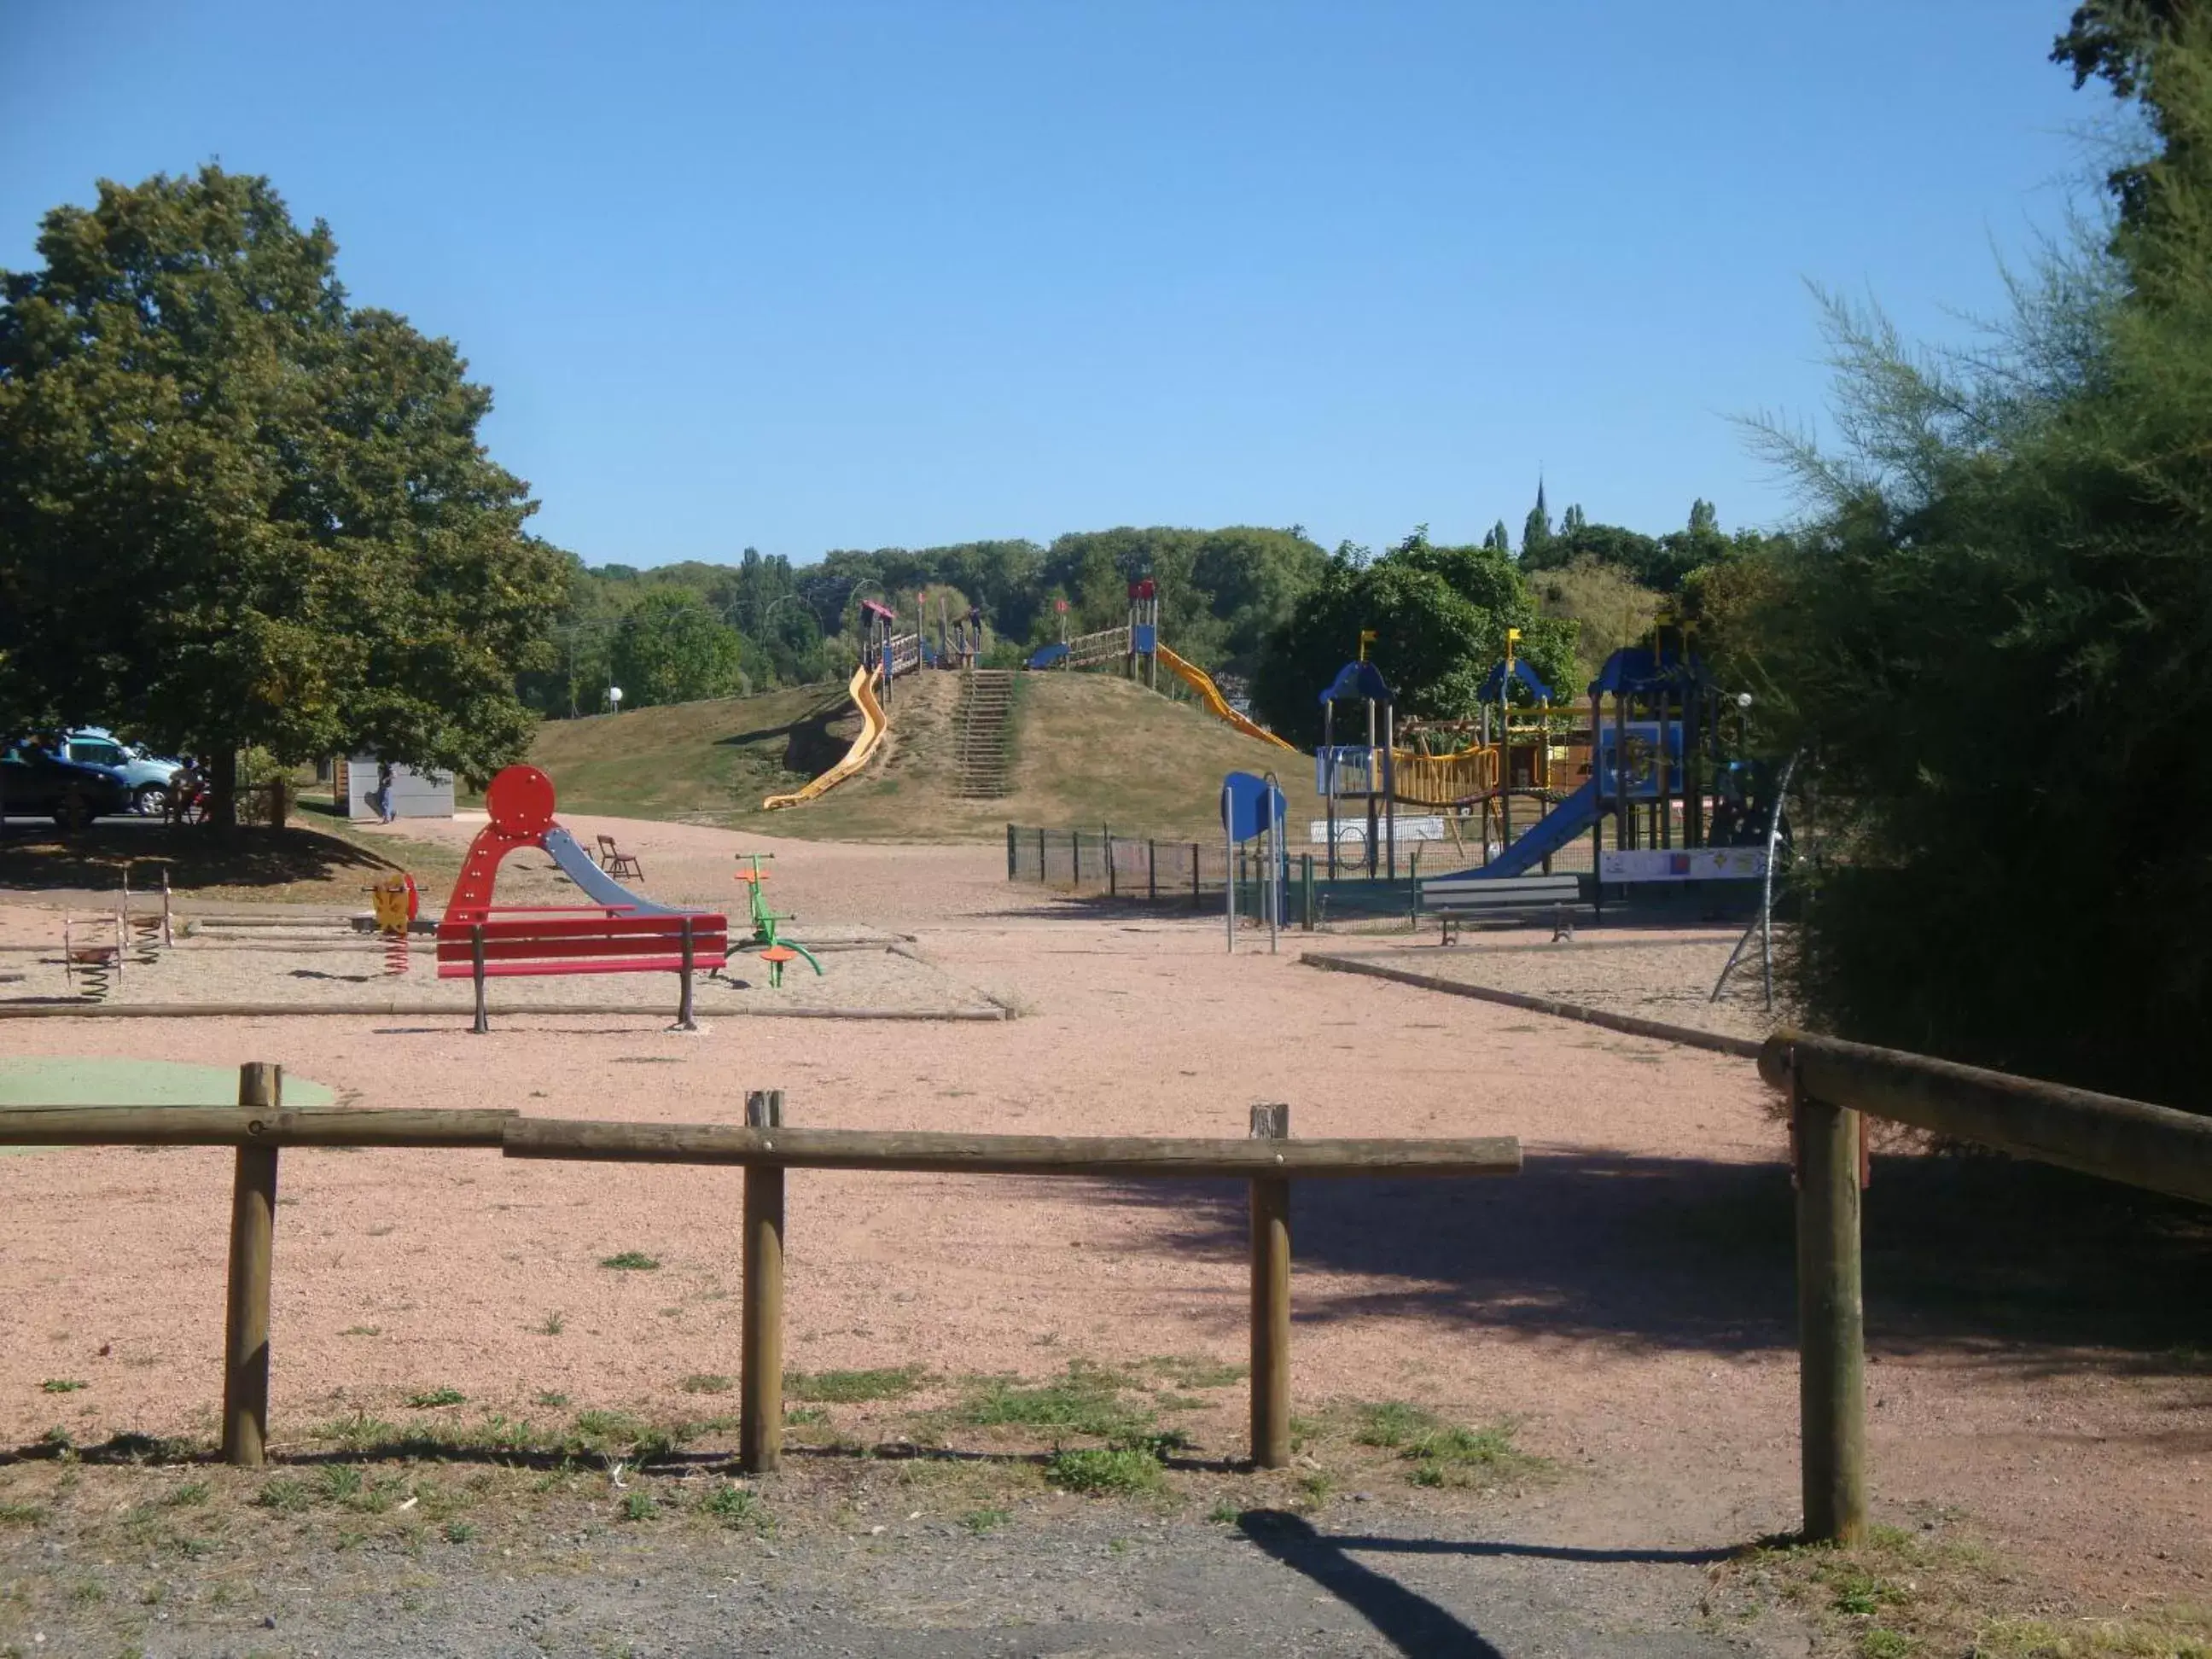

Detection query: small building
xmin=335 ymin=756 xmax=455 ymax=821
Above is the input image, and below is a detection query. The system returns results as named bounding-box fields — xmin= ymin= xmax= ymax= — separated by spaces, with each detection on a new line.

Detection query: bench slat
xmin=437 ymin=955 xmax=711 ymax=980
xmin=436 ymin=934 xmax=728 ymax=965
xmin=439 ymin=915 xmax=713 ymax=942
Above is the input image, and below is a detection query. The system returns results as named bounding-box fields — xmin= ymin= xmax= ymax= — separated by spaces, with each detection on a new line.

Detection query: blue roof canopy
xmin=1586 ymin=639 xmax=1705 ymax=698
xmin=1478 ymin=657 xmax=1553 ymax=704
xmin=1319 ymin=661 xmax=1394 ymax=707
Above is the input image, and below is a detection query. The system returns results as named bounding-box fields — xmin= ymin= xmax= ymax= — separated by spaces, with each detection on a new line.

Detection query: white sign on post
xmin=1309 ymin=816 xmax=1446 ymax=845
xmin=1598 ymin=847 xmax=1767 ymax=882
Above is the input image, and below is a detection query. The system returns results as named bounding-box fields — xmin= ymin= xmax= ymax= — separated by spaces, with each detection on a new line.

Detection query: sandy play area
xmin=1 ymin=817 xmax=2207 ymax=1637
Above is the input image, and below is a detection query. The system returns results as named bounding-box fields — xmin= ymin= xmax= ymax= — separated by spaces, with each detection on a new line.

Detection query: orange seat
xmin=758 ymin=943 xmax=798 ymax=987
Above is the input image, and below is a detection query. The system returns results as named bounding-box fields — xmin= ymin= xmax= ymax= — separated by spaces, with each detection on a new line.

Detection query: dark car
xmin=0 ymin=739 xmax=135 ymax=830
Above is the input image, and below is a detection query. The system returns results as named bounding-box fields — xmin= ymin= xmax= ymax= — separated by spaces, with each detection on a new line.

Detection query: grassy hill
xmin=521 ymin=670 xmax=1319 ymax=841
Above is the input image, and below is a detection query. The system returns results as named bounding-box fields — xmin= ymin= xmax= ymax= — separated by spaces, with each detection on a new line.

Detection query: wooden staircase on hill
xmin=954 ymin=668 xmax=1016 ymax=799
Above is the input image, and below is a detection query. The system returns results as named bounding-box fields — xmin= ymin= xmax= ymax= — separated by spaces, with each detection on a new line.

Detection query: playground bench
xmin=434 ymin=911 xmax=728 ymax=1033
xmin=596 ymin=835 xmax=643 ymax=880
xmin=1417 ymin=872 xmax=1586 ymax=945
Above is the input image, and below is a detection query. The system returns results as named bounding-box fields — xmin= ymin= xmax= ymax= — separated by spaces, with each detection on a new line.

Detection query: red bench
xmin=435 ymin=909 xmax=728 ymax=1033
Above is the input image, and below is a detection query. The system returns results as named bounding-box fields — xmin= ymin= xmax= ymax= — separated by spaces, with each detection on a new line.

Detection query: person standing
xmin=375 ymin=761 xmax=396 ymax=824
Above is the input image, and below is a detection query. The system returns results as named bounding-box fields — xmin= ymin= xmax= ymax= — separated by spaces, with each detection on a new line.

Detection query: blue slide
xmin=540 ymin=826 xmax=684 ymax=916
xmin=1466 ymin=778 xmax=1600 ymax=878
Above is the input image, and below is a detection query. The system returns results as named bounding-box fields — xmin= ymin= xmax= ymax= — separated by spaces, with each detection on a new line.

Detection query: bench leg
xmin=470 ymin=925 xmax=490 ymax=1035
xmin=675 ymin=920 xmax=699 ymax=1032
xmin=1551 ymin=905 xmax=1575 ymax=944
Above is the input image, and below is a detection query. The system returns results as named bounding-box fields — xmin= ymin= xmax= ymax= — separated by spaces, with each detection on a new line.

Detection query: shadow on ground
xmin=1088 ymin=1150 xmax=2212 ymax=1375
xmin=0 ymin=822 xmax=398 ymax=894
xmin=716 ymin=698 xmax=859 ymax=780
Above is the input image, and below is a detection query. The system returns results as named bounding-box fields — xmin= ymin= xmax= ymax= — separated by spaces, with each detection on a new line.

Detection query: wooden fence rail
xmin=0 ymin=1074 xmax=1520 ymax=1478
xmin=1760 ymin=1030 xmax=2212 ymax=1547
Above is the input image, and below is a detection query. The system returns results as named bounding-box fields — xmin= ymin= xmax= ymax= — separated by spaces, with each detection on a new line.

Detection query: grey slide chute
xmin=539 ymin=826 xmax=684 ymax=916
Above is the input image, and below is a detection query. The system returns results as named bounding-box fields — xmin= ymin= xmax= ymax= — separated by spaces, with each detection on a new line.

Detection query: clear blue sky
xmin=2 ymin=2 xmax=2105 ymax=568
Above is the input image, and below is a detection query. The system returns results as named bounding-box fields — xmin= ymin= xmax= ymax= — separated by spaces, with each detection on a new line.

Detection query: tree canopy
xmin=1249 ymin=531 xmax=1577 ymax=747
xmin=1735 ymin=14 xmax=2212 ymax=1109
xmin=0 ymin=166 xmax=562 ymax=815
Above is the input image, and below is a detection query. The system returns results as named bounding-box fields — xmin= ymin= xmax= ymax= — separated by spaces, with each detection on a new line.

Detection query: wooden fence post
xmin=1037 ymin=825 xmax=1046 ymax=882
xmin=1005 ymin=823 xmax=1016 ymax=882
xmin=470 ymin=924 xmax=490 ymax=1035
xmin=222 ymin=1062 xmax=281 ymax=1467
xmin=741 ymin=1088 xmax=786 ymax=1475
xmin=1071 ymin=829 xmax=1081 ymax=885
xmin=1794 ymin=1062 xmax=1866 ymax=1544
xmin=1107 ymin=830 xmax=1116 ymax=899
xmin=1249 ymin=1102 xmax=1292 ymax=1469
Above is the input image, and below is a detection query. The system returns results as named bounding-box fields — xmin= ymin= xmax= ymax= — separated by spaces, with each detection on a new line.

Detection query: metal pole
xmin=1263 ymin=773 xmax=1280 ymax=955
xmin=1353 ymin=703 xmax=1371 ymax=884
xmin=1324 ymin=701 xmax=1337 ymax=881
xmin=1383 ymin=703 xmax=1397 ymax=883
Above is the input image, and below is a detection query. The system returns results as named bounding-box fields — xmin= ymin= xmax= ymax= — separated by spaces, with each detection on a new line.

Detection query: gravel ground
xmin=0 ymin=818 xmax=2205 ymax=1654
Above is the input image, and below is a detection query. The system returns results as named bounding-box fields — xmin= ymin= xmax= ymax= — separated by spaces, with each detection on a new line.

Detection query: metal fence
xmin=1004 ymin=824 xmax=1476 ymax=925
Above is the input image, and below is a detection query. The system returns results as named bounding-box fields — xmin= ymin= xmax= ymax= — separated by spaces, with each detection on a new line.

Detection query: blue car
xmin=1 ymin=740 xmax=135 ymax=830
xmin=61 ymin=728 xmax=183 ymax=816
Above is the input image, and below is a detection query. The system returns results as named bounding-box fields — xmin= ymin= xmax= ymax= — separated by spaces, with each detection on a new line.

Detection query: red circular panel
xmin=485 ymin=765 xmax=557 ymax=835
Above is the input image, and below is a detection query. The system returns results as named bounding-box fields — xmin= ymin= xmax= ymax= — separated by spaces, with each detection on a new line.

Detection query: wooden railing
xmin=0 ymin=1069 xmax=1521 ymax=1475
xmin=1760 ymin=1031 xmax=2212 ymax=1544
xmin=18 ymin=1038 xmax=2201 ymax=1545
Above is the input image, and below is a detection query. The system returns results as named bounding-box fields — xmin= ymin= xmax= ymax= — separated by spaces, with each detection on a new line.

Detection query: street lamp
xmin=608 ymin=685 xmax=624 ymax=715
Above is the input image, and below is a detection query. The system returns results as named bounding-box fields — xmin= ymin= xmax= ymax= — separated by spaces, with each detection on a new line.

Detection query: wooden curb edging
xmin=0 ymin=1000 xmax=1005 ymax=1023
xmin=1299 ymin=951 xmax=1763 ymax=1059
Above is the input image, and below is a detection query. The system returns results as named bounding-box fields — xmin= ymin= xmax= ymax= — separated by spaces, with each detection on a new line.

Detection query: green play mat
xmin=0 ymin=1059 xmax=335 ymax=1154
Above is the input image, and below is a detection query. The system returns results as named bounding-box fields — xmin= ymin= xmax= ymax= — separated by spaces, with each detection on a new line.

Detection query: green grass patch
xmin=38 ymin=1379 xmax=87 ymax=1394
xmin=1721 ymin=1522 xmax=2212 ymax=1659
xmin=620 ymin=1490 xmax=656 ymax=1522
xmin=783 ymin=1405 xmax=830 ymax=1427
xmin=783 ymin=1365 xmax=926 ymax=1404
xmin=1044 ymin=1445 xmax=1164 ymax=1495
xmin=405 ymin=1388 xmax=467 ymax=1409
xmin=680 ymin=1373 xmax=733 ymax=1395
xmin=1144 ymin=1354 xmax=1246 ymax=1390
xmin=0 ymin=1502 xmax=48 ymax=1527
xmin=961 ymin=1506 xmax=1011 ymax=1534
xmin=599 ymin=1251 xmax=660 ymax=1272
xmin=255 ymin=1476 xmax=311 ymax=1514
xmin=1350 ymin=1400 xmax=1543 ymax=1488
xmin=696 ymin=1482 xmax=771 ymax=1531
xmin=941 ymin=1360 xmax=1153 ymax=1441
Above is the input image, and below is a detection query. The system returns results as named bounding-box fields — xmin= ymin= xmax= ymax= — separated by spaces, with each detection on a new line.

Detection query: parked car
xmin=0 ymin=739 xmax=135 ymax=830
xmin=61 ymin=728 xmax=183 ymax=816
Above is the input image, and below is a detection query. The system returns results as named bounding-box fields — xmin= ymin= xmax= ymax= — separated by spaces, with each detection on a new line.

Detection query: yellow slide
xmin=761 ymin=662 xmax=887 ymax=809
xmin=1154 ymin=643 xmax=1297 ymax=751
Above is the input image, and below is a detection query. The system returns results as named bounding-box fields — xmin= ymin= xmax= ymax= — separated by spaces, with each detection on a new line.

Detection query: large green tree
xmin=0 ymin=166 xmax=562 ymax=818
xmin=1743 ymin=16 xmax=2212 ymax=1109
xmin=1249 ymin=531 xmax=1575 ymax=746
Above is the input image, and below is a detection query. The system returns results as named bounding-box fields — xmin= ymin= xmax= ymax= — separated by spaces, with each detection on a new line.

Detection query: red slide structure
xmin=435 ymin=766 xmax=727 ymax=1031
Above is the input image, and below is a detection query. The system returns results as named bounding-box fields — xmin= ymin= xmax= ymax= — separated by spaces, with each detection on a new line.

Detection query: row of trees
xmin=524 ymin=501 xmax=1758 ymax=725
